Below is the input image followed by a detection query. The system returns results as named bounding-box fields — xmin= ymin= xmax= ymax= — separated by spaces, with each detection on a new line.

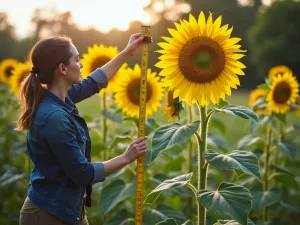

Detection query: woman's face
xmin=65 ymin=44 xmax=83 ymax=85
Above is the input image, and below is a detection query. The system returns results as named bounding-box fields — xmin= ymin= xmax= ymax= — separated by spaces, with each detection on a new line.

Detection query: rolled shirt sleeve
xmin=43 ymin=110 xmax=105 ymax=186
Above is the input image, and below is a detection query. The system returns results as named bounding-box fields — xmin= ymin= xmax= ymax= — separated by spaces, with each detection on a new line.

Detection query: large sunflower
xmin=81 ymin=44 xmax=120 ymax=93
xmin=266 ymin=73 xmax=299 ymax=114
xmin=10 ymin=62 xmax=32 ymax=95
xmin=0 ymin=58 xmax=19 ymax=84
xmin=248 ymin=88 xmax=269 ymax=115
xmin=268 ymin=65 xmax=292 ymax=80
xmin=113 ymin=64 xmax=164 ymax=118
xmin=155 ymin=11 xmax=246 ymax=106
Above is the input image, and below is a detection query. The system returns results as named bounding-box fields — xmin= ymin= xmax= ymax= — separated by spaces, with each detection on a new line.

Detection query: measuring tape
xmin=135 ymin=25 xmax=151 ymax=225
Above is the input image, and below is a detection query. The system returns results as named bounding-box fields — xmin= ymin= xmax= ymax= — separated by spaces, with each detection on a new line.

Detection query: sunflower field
xmin=0 ymin=7 xmax=300 ymax=225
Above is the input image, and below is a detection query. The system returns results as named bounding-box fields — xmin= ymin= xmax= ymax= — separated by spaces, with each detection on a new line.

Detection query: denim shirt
xmin=27 ymin=68 xmax=108 ymax=225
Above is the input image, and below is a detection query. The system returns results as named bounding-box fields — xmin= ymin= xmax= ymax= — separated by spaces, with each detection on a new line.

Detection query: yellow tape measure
xmin=135 ymin=25 xmax=150 ymax=225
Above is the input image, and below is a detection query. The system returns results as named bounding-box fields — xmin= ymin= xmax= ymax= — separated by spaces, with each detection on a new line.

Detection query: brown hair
xmin=15 ymin=36 xmax=73 ymax=131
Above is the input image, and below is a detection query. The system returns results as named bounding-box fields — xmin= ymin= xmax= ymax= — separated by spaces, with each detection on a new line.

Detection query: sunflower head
xmin=100 ymin=63 xmax=128 ymax=95
xmin=81 ymin=44 xmax=119 ymax=78
xmin=113 ymin=64 xmax=164 ymax=118
xmin=248 ymin=88 xmax=269 ymax=115
xmin=10 ymin=62 xmax=32 ymax=95
xmin=155 ymin=11 xmax=246 ymax=106
xmin=266 ymin=73 xmax=299 ymax=114
xmin=0 ymin=58 xmax=19 ymax=84
xmin=162 ymin=90 xmax=184 ymax=122
xmin=268 ymin=65 xmax=292 ymax=80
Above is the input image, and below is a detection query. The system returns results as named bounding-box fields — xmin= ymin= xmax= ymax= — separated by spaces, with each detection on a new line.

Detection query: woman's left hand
xmin=123 ymin=33 xmax=152 ymax=56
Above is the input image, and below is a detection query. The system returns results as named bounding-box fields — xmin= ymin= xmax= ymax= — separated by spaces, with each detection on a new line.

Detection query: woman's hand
xmin=122 ymin=136 xmax=147 ymax=164
xmin=122 ymin=33 xmax=152 ymax=57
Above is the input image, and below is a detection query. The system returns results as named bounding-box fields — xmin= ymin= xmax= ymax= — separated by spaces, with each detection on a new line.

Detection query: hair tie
xmin=31 ymin=66 xmax=40 ymax=74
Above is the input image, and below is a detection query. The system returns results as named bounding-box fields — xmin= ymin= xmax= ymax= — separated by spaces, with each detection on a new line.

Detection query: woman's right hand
xmin=122 ymin=136 xmax=147 ymax=164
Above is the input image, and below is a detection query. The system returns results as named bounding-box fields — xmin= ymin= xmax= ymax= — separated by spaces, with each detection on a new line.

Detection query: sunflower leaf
xmin=215 ymin=99 xmax=230 ymax=108
xmin=273 ymin=140 xmax=296 ymax=158
xmin=198 ymin=182 xmax=252 ymax=225
xmin=144 ymin=173 xmax=193 ymax=205
xmin=214 ymin=219 xmax=255 ymax=225
xmin=214 ymin=105 xmax=259 ymax=123
xmin=256 ymin=83 xmax=269 ymax=90
xmin=251 ymin=188 xmax=281 ymax=212
xmin=203 ymin=150 xmax=261 ymax=181
xmin=149 ymin=121 xmax=200 ymax=164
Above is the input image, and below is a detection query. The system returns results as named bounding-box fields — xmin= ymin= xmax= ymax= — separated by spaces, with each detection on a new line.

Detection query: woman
xmin=17 ymin=33 xmax=150 ymax=225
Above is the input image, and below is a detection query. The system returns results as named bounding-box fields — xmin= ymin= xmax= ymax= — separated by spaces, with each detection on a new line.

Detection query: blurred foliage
xmin=247 ymin=0 xmax=300 ymax=81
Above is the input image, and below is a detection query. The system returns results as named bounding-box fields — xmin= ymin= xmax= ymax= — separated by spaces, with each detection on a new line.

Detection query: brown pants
xmin=19 ymin=197 xmax=89 ymax=225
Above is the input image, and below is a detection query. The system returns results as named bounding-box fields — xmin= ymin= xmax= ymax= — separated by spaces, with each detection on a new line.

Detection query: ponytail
xmin=15 ymin=71 xmax=45 ymax=131
xmin=14 ymin=35 xmax=72 ymax=131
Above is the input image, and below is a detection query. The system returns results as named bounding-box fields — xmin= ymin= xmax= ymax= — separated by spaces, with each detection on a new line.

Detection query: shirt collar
xmin=44 ymin=89 xmax=73 ymax=113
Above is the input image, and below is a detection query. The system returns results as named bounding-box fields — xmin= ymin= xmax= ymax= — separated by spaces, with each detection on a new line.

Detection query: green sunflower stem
xmin=102 ymin=92 xmax=107 ymax=161
xmin=195 ymin=105 xmax=209 ymax=225
xmin=263 ymin=122 xmax=273 ymax=222
xmin=186 ymin=105 xmax=194 ymax=219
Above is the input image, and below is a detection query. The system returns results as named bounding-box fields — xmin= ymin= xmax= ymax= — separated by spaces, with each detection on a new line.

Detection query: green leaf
xmin=203 ymin=150 xmax=261 ymax=181
xmin=0 ymin=172 xmax=25 ymax=187
xmin=215 ymin=99 xmax=230 ymax=108
xmin=104 ymin=209 xmax=134 ymax=225
xmin=252 ymin=98 xmax=267 ymax=112
xmin=207 ymin=132 xmax=228 ymax=151
xmin=156 ymin=204 xmax=187 ymax=224
xmin=144 ymin=173 xmax=193 ymax=205
xmin=284 ymin=125 xmax=300 ymax=134
xmin=102 ymin=108 xmax=122 ymax=122
xmin=237 ymin=135 xmax=263 ymax=149
xmin=256 ymin=83 xmax=269 ymax=90
xmin=146 ymin=118 xmax=160 ymax=134
xmin=214 ymin=105 xmax=258 ymax=123
xmin=273 ymin=140 xmax=296 ymax=158
xmin=198 ymin=182 xmax=252 ymax=225
xmin=150 ymin=121 xmax=200 ymax=163
xmin=100 ymin=180 xmax=136 ymax=215
xmin=109 ymin=132 xmax=133 ymax=151
xmin=251 ymin=188 xmax=281 ymax=212
xmin=182 ymin=220 xmax=194 ymax=225
xmin=214 ymin=219 xmax=255 ymax=225
xmin=143 ymin=207 xmax=168 ymax=225
xmin=280 ymin=200 xmax=300 ymax=213
xmin=155 ymin=218 xmax=178 ymax=225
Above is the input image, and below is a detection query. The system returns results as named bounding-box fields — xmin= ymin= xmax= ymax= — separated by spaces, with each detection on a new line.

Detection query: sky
xmin=1 ymin=0 xmax=192 ymax=39
xmin=1 ymin=0 xmax=154 ymax=38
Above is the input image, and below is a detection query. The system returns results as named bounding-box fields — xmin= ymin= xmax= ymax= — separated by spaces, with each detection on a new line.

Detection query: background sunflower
xmin=268 ymin=65 xmax=292 ymax=80
xmin=162 ymin=89 xmax=184 ymax=122
xmin=10 ymin=61 xmax=32 ymax=95
xmin=155 ymin=11 xmax=246 ymax=106
xmin=0 ymin=58 xmax=19 ymax=84
xmin=248 ymin=88 xmax=269 ymax=115
xmin=113 ymin=64 xmax=164 ymax=118
xmin=81 ymin=44 xmax=123 ymax=94
xmin=266 ymin=73 xmax=299 ymax=114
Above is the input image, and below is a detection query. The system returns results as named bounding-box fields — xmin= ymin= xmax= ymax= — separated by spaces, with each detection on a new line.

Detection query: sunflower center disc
xmin=179 ymin=37 xmax=225 ymax=83
xmin=91 ymin=57 xmax=111 ymax=72
xmin=127 ymin=78 xmax=152 ymax=105
xmin=274 ymin=82 xmax=291 ymax=104
xmin=5 ymin=66 xmax=14 ymax=78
